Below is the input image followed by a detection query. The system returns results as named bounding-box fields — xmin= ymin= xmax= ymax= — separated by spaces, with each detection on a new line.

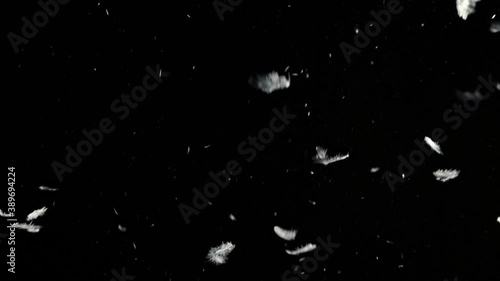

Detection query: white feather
xmin=207 ymin=242 xmax=235 ymax=265
xmin=26 ymin=206 xmax=48 ymax=221
xmin=249 ymin=71 xmax=290 ymax=94
xmin=456 ymin=0 xmax=481 ymax=20
xmin=433 ymin=169 xmax=460 ymax=182
xmin=424 ymin=136 xmax=443 ymax=155
xmin=285 ymin=244 xmax=317 ymax=255
xmin=39 ymin=185 xmax=59 ymax=191
xmin=313 ymin=146 xmax=349 ymax=165
xmin=273 ymin=226 xmax=297 ymax=241
xmin=0 ymin=209 xmax=13 ymax=217
xmin=13 ymin=222 xmax=42 ymax=233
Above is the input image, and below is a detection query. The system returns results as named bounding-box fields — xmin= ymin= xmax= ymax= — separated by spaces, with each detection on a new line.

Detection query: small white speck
xmin=497 ymin=216 xmax=500 ymax=223
xmin=402 ymin=174 xmax=405 ymax=179
xmin=398 ymin=265 xmax=404 ymax=268
xmin=355 ymin=28 xmax=359 ymax=34
xmin=310 ymin=171 xmax=314 ymax=175
xmin=187 ymin=14 xmax=191 ymax=18
xmin=118 ymin=225 xmax=127 ymax=232
xmin=329 ymin=53 xmax=332 ymax=58
xmin=492 ymin=14 xmax=496 ymax=19
xmin=421 ymin=23 xmax=425 ymax=27
xmin=204 ymin=144 xmax=211 ymax=148
xmin=307 ymin=111 xmax=310 ymax=116
xmin=187 ymin=146 xmax=190 ymax=155
xmin=370 ymin=167 xmax=380 ymax=173
xmin=284 ymin=66 xmax=290 ymax=72
xmin=105 ymin=9 xmax=109 ymax=16
xmin=229 ymin=214 xmax=236 ymax=221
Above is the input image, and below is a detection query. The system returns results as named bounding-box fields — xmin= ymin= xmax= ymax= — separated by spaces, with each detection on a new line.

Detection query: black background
xmin=4 ymin=0 xmax=500 ymax=281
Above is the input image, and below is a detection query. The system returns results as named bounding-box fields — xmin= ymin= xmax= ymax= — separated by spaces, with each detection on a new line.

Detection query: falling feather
xmin=13 ymin=222 xmax=42 ymax=233
xmin=273 ymin=226 xmax=297 ymax=241
xmin=39 ymin=186 xmax=59 ymax=191
xmin=248 ymin=71 xmax=290 ymax=94
xmin=206 ymin=242 xmax=235 ymax=265
xmin=26 ymin=206 xmax=48 ymax=221
xmin=285 ymin=244 xmax=317 ymax=255
xmin=456 ymin=0 xmax=481 ymax=20
xmin=0 ymin=209 xmax=13 ymax=217
xmin=433 ymin=169 xmax=460 ymax=182
xmin=313 ymin=146 xmax=349 ymax=165
xmin=424 ymin=136 xmax=443 ymax=155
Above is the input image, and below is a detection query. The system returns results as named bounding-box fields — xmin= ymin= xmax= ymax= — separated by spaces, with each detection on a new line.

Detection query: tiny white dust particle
xmin=433 ymin=169 xmax=460 ymax=182
xmin=106 ymin=9 xmax=109 ymax=16
xmin=113 ymin=208 xmax=119 ymax=215
xmin=370 ymin=167 xmax=380 ymax=173
xmin=187 ymin=14 xmax=191 ymax=18
xmin=497 ymin=216 xmax=500 ymax=223
xmin=206 ymin=242 xmax=235 ymax=265
xmin=118 ymin=225 xmax=127 ymax=232
xmin=26 ymin=206 xmax=48 ymax=221
xmin=424 ymin=136 xmax=443 ymax=155
xmin=229 ymin=214 xmax=236 ymax=221
xmin=187 ymin=146 xmax=190 ymax=155
xmin=273 ymin=226 xmax=297 ymax=241
xmin=286 ymin=244 xmax=317 ymax=255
